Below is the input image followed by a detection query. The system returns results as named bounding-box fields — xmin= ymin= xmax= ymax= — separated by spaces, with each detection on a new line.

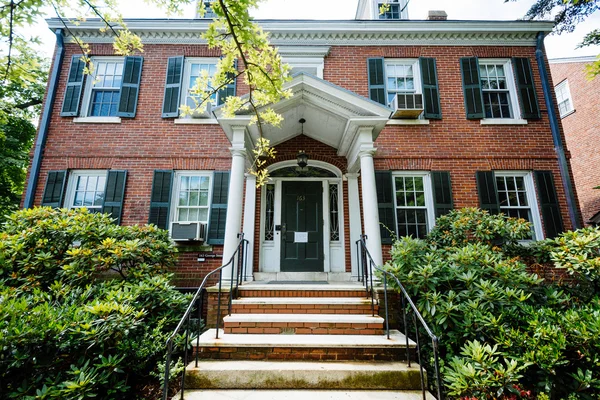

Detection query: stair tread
xmin=195 ymin=329 xmax=416 ymax=348
xmin=232 ymin=297 xmax=374 ymax=305
xmin=187 ymin=360 xmax=417 ymax=372
xmin=239 ymin=283 xmax=366 ymax=291
xmin=224 ymin=314 xmax=384 ymax=323
xmin=178 ymin=390 xmax=436 ymax=400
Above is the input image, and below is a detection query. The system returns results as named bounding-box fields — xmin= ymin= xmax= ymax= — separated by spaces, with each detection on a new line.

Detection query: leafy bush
xmin=0 ymin=207 xmax=190 ymax=399
xmin=385 ymin=208 xmax=600 ymax=399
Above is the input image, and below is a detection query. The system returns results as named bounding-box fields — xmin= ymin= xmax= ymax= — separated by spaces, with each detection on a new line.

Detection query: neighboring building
xmin=23 ymin=1 xmax=581 ymax=286
xmin=549 ymin=56 xmax=600 ymax=226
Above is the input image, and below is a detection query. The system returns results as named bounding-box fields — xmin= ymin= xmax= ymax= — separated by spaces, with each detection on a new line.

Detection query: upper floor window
xmin=385 ymin=59 xmax=421 ymax=106
xmin=555 ymin=80 xmax=574 ymax=118
xmin=81 ymin=57 xmax=124 ymax=117
xmin=378 ymin=0 xmax=407 ymax=20
xmin=203 ymin=1 xmax=216 ymax=18
xmin=172 ymin=172 xmax=213 ymax=224
xmin=479 ymin=60 xmax=519 ymax=119
xmin=182 ymin=58 xmax=219 ymax=112
xmin=64 ymin=170 xmax=108 ymax=212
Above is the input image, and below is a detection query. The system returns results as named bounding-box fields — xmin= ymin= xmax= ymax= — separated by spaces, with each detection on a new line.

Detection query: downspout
xmin=24 ymin=29 xmax=65 ymax=208
xmin=535 ymin=31 xmax=581 ymax=230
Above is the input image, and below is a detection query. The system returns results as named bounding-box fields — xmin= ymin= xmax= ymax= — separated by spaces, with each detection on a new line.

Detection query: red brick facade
xmin=550 ymin=58 xmax=600 ymax=224
xmin=24 ymin=25 xmax=580 ymax=284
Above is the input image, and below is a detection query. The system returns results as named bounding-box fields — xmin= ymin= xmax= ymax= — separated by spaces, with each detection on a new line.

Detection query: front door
xmin=281 ymin=181 xmax=323 ymax=272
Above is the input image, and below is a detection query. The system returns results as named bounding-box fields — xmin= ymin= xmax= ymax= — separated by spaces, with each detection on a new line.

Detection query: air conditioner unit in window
xmin=390 ymin=93 xmax=424 ymax=119
xmin=171 ymin=222 xmax=207 ymax=242
xmin=190 ymin=101 xmax=213 ymax=119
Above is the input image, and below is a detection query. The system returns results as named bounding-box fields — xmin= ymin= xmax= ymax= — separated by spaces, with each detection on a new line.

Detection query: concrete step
xmin=177 ymin=389 xmax=436 ymax=400
xmin=239 ymin=282 xmax=368 ymax=298
xmin=194 ymin=329 xmax=416 ymax=361
xmin=184 ymin=360 xmax=423 ymax=390
xmin=231 ymin=297 xmax=378 ymax=315
xmin=223 ymin=314 xmax=385 ymax=335
xmin=253 ymin=272 xmax=353 ymax=282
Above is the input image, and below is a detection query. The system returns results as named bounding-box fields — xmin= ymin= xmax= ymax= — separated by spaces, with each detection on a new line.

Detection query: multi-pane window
xmin=393 ymin=174 xmax=434 ymax=239
xmin=495 ymin=172 xmax=542 ymax=240
xmin=175 ymin=174 xmax=211 ymax=223
xmin=66 ymin=171 xmax=107 ymax=212
xmin=378 ymin=0 xmax=406 ymax=19
xmin=88 ymin=60 xmax=124 ymax=117
xmin=203 ymin=1 xmax=216 ymax=18
xmin=479 ymin=63 xmax=513 ymax=119
xmin=555 ymin=80 xmax=574 ymax=118
xmin=385 ymin=60 xmax=420 ymax=106
xmin=182 ymin=59 xmax=218 ymax=111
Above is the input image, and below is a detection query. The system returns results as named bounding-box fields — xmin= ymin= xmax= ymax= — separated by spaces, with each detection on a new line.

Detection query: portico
xmin=215 ymin=73 xmax=391 ymax=280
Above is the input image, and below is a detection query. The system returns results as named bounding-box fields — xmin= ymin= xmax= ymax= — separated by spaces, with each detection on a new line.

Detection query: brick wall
xmin=24 ymin=42 xmax=579 ymax=281
xmin=549 ymin=60 xmax=600 ymax=224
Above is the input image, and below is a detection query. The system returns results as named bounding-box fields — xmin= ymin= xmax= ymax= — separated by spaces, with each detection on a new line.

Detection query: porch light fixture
xmin=297 ymin=150 xmax=308 ymax=169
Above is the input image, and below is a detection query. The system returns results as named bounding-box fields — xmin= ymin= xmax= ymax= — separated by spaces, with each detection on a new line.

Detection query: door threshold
xmin=253 ymin=272 xmax=352 ymax=282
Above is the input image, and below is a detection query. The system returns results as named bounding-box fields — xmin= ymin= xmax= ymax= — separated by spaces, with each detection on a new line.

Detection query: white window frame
xmin=478 ymin=58 xmax=521 ymax=122
xmin=80 ymin=56 xmax=124 ymax=119
xmin=376 ymin=0 xmax=408 ymax=20
xmin=384 ymin=59 xmax=422 ymax=108
xmin=555 ymin=79 xmax=574 ymax=118
xmin=64 ymin=170 xmax=108 ymax=211
xmin=169 ymin=171 xmax=214 ymax=229
xmin=391 ymin=171 xmax=436 ymax=239
xmin=180 ymin=57 xmax=220 ymax=118
xmin=282 ymin=57 xmax=324 ymax=79
xmin=494 ymin=171 xmax=544 ymax=241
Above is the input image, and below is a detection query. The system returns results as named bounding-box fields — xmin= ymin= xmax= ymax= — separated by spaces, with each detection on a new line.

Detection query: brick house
xmin=549 ymin=56 xmax=600 ymax=226
xmin=24 ymin=0 xmax=582 ymax=287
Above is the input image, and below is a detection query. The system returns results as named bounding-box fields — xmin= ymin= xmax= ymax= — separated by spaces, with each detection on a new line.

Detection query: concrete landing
xmin=177 ymin=390 xmax=435 ymax=400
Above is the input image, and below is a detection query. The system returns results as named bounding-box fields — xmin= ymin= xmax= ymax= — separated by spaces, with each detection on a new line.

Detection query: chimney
xmin=427 ymin=10 xmax=448 ymax=21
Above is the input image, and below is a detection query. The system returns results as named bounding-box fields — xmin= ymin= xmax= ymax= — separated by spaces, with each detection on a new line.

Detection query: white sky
xmin=30 ymin=0 xmax=600 ymax=60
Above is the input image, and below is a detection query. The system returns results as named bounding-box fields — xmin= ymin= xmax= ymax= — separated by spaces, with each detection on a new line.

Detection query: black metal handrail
xmin=356 ymin=235 xmax=443 ymax=400
xmin=162 ymin=234 xmax=249 ymax=400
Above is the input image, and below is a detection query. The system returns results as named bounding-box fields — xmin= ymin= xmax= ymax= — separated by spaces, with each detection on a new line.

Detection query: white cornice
xmin=549 ymin=55 xmax=598 ymax=64
xmin=46 ymin=18 xmax=554 ymax=47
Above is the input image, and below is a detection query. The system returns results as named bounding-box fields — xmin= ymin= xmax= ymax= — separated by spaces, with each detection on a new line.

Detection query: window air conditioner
xmin=171 ymin=222 xmax=207 ymax=242
xmin=191 ymin=101 xmax=213 ymax=118
xmin=390 ymin=93 xmax=424 ymax=119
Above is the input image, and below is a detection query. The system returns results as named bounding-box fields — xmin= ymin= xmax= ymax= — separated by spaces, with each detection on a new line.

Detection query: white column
xmin=359 ymin=150 xmax=383 ymax=266
xmin=346 ymin=173 xmax=362 ymax=279
xmin=242 ymin=173 xmax=256 ymax=281
xmin=222 ymin=135 xmax=247 ymax=280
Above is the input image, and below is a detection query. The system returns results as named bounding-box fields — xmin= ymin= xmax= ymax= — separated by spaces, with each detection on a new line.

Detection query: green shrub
xmin=0 ymin=207 xmax=190 ymax=399
xmin=385 ymin=208 xmax=600 ymax=399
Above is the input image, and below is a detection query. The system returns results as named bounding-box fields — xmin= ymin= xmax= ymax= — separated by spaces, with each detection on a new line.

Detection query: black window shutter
xmin=217 ymin=59 xmax=238 ymax=106
xmin=476 ymin=171 xmax=500 ymax=214
xmin=61 ymin=55 xmax=86 ymax=116
xmin=149 ymin=170 xmax=173 ymax=230
xmin=375 ymin=171 xmax=396 ymax=244
xmin=431 ymin=171 xmax=453 ymax=218
xmin=102 ymin=170 xmax=128 ymax=225
xmin=512 ymin=57 xmax=541 ymax=120
xmin=460 ymin=57 xmax=484 ymax=119
xmin=162 ymin=56 xmax=185 ymax=118
xmin=534 ymin=171 xmax=564 ymax=238
xmin=207 ymin=172 xmax=230 ymax=245
xmin=41 ymin=171 xmax=68 ymax=208
xmin=419 ymin=57 xmax=442 ymax=119
xmin=117 ymin=56 xmax=143 ymax=118
xmin=367 ymin=58 xmax=387 ymax=106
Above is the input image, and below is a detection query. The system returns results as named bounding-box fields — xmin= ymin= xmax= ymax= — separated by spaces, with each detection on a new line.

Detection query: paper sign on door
xmin=294 ymin=232 xmax=308 ymax=243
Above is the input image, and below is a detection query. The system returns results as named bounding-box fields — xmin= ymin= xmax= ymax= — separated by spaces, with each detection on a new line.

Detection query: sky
xmin=30 ymin=0 xmax=600 ymax=60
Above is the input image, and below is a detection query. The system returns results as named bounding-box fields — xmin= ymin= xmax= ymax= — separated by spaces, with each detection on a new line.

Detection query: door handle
xmin=281 ymin=223 xmax=287 ymax=239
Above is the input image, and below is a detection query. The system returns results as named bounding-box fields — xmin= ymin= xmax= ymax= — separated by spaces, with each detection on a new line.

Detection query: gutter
xmin=24 ymin=29 xmax=65 ymax=208
xmin=535 ymin=31 xmax=581 ymax=230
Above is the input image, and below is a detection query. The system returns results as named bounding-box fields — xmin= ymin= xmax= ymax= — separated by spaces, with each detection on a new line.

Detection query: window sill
xmin=386 ymin=119 xmax=430 ymax=125
xmin=480 ymin=119 xmax=527 ymax=126
xmin=73 ymin=117 xmax=122 ymax=124
xmin=174 ymin=118 xmax=219 ymax=125
xmin=560 ymin=109 xmax=575 ymax=119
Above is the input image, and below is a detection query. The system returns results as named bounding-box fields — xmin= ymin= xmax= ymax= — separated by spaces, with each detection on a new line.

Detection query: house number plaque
xmin=294 ymin=232 xmax=308 ymax=243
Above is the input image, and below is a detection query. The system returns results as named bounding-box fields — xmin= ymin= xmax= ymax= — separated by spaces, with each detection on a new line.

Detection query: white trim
xmin=495 ymin=170 xmax=544 ymax=241
xmin=73 ymin=117 xmax=122 ymax=124
xmin=242 ymin=174 xmax=257 ymax=280
xmin=480 ymin=119 xmax=528 ymax=125
xmin=169 ymin=171 xmax=214 ymax=232
xmin=282 ymin=56 xmax=325 ymax=79
xmin=64 ymin=170 xmax=108 ymax=211
xmin=268 ymin=159 xmax=343 ymax=178
xmin=346 ymin=173 xmax=362 ymax=280
xmin=80 ymin=56 xmax=124 ymax=118
xmin=174 ymin=118 xmax=219 ymax=125
xmin=549 ymin=56 xmax=598 ymax=64
xmin=387 ymin=119 xmax=430 ymax=125
xmin=391 ymin=171 xmax=436 ymax=237
xmin=180 ymin=57 xmax=220 ymax=119
xmin=479 ymin=58 xmax=521 ymax=121
xmin=277 ymin=46 xmax=331 ymax=58
xmin=384 ymin=58 xmax=422 ymax=107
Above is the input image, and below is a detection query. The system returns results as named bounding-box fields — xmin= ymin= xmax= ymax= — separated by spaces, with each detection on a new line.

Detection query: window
xmin=282 ymin=57 xmax=325 ymax=79
xmin=392 ymin=172 xmax=435 ymax=239
xmin=385 ymin=59 xmax=421 ymax=106
xmin=495 ymin=171 xmax=543 ymax=240
xmin=81 ymin=57 xmax=124 ymax=117
xmin=182 ymin=58 xmax=219 ymax=112
xmin=203 ymin=0 xmax=216 ymax=18
xmin=65 ymin=171 xmax=108 ymax=212
xmin=555 ymin=80 xmax=574 ymax=118
xmin=378 ymin=0 xmax=407 ymax=19
xmin=172 ymin=172 xmax=212 ymax=224
xmin=479 ymin=60 xmax=519 ymax=119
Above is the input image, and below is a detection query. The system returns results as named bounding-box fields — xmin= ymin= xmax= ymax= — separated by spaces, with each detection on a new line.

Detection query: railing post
xmin=215 ymin=269 xmax=223 ymax=339
xmin=402 ymin=295 xmax=410 ymax=367
xmin=433 ymin=337 xmax=444 ymax=400
xmin=195 ymin=294 xmax=203 ymax=368
xmin=180 ymin=313 xmax=191 ymax=400
xmin=383 ymin=274 xmax=390 ymax=339
xmin=412 ymin=312 xmax=426 ymax=400
xmin=162 ymin=341 xmax=173 ymax=400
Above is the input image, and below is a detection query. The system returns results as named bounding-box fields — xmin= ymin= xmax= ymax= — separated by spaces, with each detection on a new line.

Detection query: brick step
xmin=183 ymin=360 xmax=422 ymax=390
xmin=194 ymin=329 xmax=416 ymax=362
xmin=231 ymin=297 xmax=378 ymax=315
xmin=223 ymin=314 xmax=384 ymax=335
xmin=238 ymin=283 xmax=368 ymax=298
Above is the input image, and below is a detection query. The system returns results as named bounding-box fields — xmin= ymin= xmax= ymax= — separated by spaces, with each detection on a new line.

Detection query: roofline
xmin=549 ymin=55 xmax=598 ymax=64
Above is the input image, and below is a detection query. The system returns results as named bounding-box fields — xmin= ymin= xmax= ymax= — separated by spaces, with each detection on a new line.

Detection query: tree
xmin=511 ymin=0 xmax=600 ymax=77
